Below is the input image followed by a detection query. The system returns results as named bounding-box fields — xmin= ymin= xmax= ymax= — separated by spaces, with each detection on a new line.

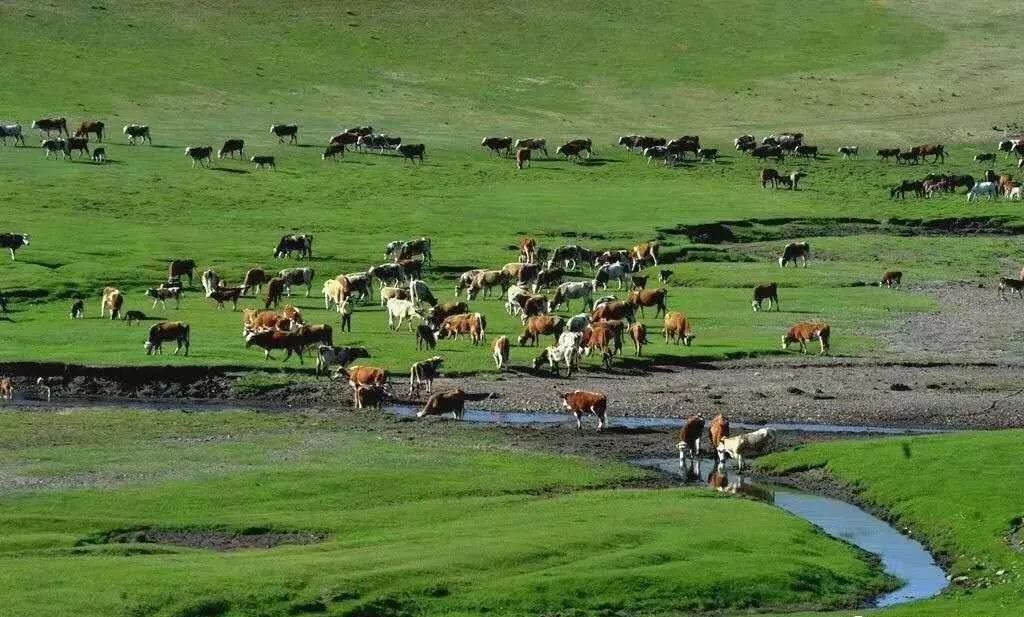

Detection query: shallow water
xmin=633 ymin=457 xmax=948 ymax=607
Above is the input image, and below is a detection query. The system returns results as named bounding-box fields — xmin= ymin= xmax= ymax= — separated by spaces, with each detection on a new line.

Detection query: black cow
xmin=396 ymin=143 xmax=425 ymax=163
xmin=0 ymin=233 xmax=30 ymax=261
xmin=274 ymin=234 xmax=313 ymax=259
xmin=270 ymin=124 xmax=298 ymax=144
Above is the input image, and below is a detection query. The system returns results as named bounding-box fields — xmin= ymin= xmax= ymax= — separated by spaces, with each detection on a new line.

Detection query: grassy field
xmin=0 ymin=409 xmax=894 ymax=616
xmin=761 ymin=430 xmax=1024 ymax=617
xmin=3 ymin=2 xmax=1024 ymax=373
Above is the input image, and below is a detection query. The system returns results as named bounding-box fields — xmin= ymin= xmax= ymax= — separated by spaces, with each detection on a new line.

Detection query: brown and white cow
xmin=752 ymin=283 xmax=779 ymax=311
xmin=676 ymin=415 xmax=705 ymax=463
xmin=100 ymin=287 xmax=124 ymax=320
xmin=245 ymin=329 xmax=307 ymax=363
xmin=663 ymin=311 xmax=695 ymax=345
xmin=340 ymin=365 xmax=390 ymax=408
xmin=782 ymin=322 xmax=830 ymax=355
xmin=630 ymin=241 xmax=659 ymax=267
xmin=144 ymin=321 xmax=190 ymax=356
xmin=779 ymin=242 xmax=810 ymax=267
xmin=207 ymin=286 xmax=243 ymax=310
xmin=590 ymin=300 xmax=634 ymax=323
xmin=417 ymin=388 xmax=467 ymax=419
xmin=629 ymin=323 xmax=648 ymax=357
xmin=515 ymin=147 xmax=531 ymax=169
xmin=709 ymin=414 xmax=730 ymax=450
xmin=560 ymin=390 xmax=607 ymax=430
xmin=627 ymin=287 xmax=668 ymax=318
xmin=436 ymin=313 xmax=487 ymax=345
xmin=880 ymin=271 xmax=903 ymax=288
xmin=518 ymin=315 xmax=564 ymax=346
xmin=493 ymin=335 xmax=510 ymax=370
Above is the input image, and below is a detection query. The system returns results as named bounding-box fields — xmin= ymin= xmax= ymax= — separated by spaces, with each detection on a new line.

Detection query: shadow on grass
xmin=212 ymin=167 xmax=250 ymax=174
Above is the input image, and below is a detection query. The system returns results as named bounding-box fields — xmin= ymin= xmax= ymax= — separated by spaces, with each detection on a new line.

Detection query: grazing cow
xmin=629 ymin=323 xmax=648 ymax=357
xmin=124 ymin=310 xmax=146 ymax=325
xmin=896 ymin=151 xmax=920 ymax=165
xmin=91 ymin=147 xmax=106 ymax=163
xmin=427 ymin=301 xmax=470 ymax=328
xmin=515 ymin=147 xmax=531 ymax=169
xmin=709 ymin=414 xmax=730 ymax=450
xmin=630 ymin=241 xmax=659 ymax=267
xmin=144 ymin=321 xmax=190 ymax=356
xmin=590 ymin=299 xmax=634 ymax=323
xmin=69 ymin=299 xmax=85 ymax=319
xmin=0 ymin=124 xmax=26 ymax=146
xmin=550 ymin=281 xmax=596 ymax=311
xmin=782 ymin=322 xmax=831 ymax=355
xmin=395 ymin=143 xmax=426 ymax=163
xmin=0 ymin=378 xmax=12 ymax=401
xmin=385 ymin=237 xmax=432 ymax=263
xmin=264 ymin=277 xmax=286 ymax=308
xmin=752 ymin=283 xmax=779 ymax=311
xmin=416 ymin=324 xmax=437 ymax=350
xmin=322 ymin=143 xmax=346 ymax=160
xmin=338 ymin=366 xmax=390 ymax=408
xmin=41 ymin=138 xmax=65 ymax=158
xmin=519 ymin=237 xmax=538 ymax=263
xmin=32 ymin=117 xmax=68 ymax=137
xmin=493 ymin=335 xmax=510 ymax=370
xmin=751 ymin=144 xmax=784 ymax=161
xmin=519 ymin=294 xmax=550 ymax=323
xmin=760 ymin=167 xmax=781 ymax=189
xmin=245 ymin=329 xmax=305 ymax=363
xmin=567 ymin=313 xmax=591 ymax=333
xmin=838 ymin=146 xmax=859 ymax=158
xmin=594 ymin=262 xmax=630 ymax=290
xmin=778 ymin=242 xmax=810 ymax=267
xmin=218 ymin=139 xmax=244 ymax=159
xmin=514 ymin=138 xmax=548 ymax=157
xmin=999 ymin=277 xmax=1024 ymax=299
xmin=975 ymin=152 xmax=996 ymax=164
xmin=967 ymin=182 xmax=999 ymax=202
xmin=628 ymin=287 xmax=668 ymax=318
xmin=518 ymin=315 xmax=565 ymax=346
xmin=794 ymin=144 xmax=818 ymax=159
xmin=315 ymin=345 xmax=369 ymax=377
xmin=270 ymin=124 xmax=298 ymax=144
xmin=547 ymin=245 xmax=594 ymax=271
xmin=717 ymin=428 xmax=777 ymax=470
xmin=323 ymin=278 xmax=349 ymax=311
xmin=387 ymin=298 xmax=423 ymax=332
xmin=533 ymin=338 xmax=582 ymax=377
xmin=481 ymin=136 xmax=513 ymax=156
xmin=880 ymin=271 xmax=902 ymax=288
xmin=663 ymin=311 xmax=695 ymax=345
xmin=560 ymin=390 xmax=607 ymax=431
xmin=274 ymin=234 xmax=313 ymax=259
xmin=468 ymin=270 xmax=508 ymax=299
xmin=145 ymin=286 xmax=182 ymax=309
xmin=889 ymin=180 xmax=925 ymax=199
xmin=74 ymin=121 xmax=104 ymax=142
xmin=676 ymin=416 xmax=705 ymax=464
xmin=62 ymin=137 xmax=90 ymax=159
xmin=168 ymin=259 xmax=196 ymax=286
xmin=123 ymin=124 xmax=151 ymax=145
xmin=279 ymin=267 xmax=314 ymax=296
xmin=417 ymin=389 xmax=467 ymax=420
xmin=185 ymin=146 xmax=213 ymax=167
xmin=100 ymin=287 xmax=124 ymax=320
xmin=409 ymin=356 xmax=444 ymax=395
xmin=251 ymin=155 xmax=276 ymax=169
xmin=533 ymin=267 xmax=564 ymax=291
xmin=242 ymin=268 xmax=269 ymax=296
xmin=0 ymin=233 xmax=30 ymax=261
xmin=915 ymin=144 xmax=947 ymax=163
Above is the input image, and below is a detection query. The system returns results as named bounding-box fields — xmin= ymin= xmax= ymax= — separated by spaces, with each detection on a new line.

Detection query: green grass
xmin=0 ymin=409 xmax=892 ymax=616
xmin=760 ymin=431 xmax=1024 ymax=617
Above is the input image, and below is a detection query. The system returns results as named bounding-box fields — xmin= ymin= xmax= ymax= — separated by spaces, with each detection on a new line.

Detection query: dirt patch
xmin=80 ymin=527 xmax=327 ymax=551
xmin=1009 ymin=518 xmax=1024 ymax=555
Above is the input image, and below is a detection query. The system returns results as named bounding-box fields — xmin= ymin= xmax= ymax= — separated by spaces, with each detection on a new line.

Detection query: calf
xmin=782 ymin=322 xmax=831 ymax=355
xmin=515 ymin=147 xmax=531 ymax=169
xmin=91 ymin=148 xmax=106 ymax=163
xmin=560 ymin=390 xmax=607 ymax=431
xmin=145 ymin=286 xmax=183 ymax=309
xmin=207 ymin=286 xmax=243 ymax=310
xmin=676 ymin=416 xmax=705 ymax=464
xmin=123 ymin=310 xmax=146 ymax=325
xmin=42 ymin=138 xmax=65 ymax=158
xmin=251 ymin=155 xmax=276 ymax=169
xmin=218 ymin=139 xmax=244 ymax=159
xmin=62 ymin=136 xmax=90 ymax=159
xmin=752 ymin=283 xmax=779 ymax=311
xmin=697 ymin=147 xmax=719 ymax=162
xmin=314 ymin=345 xmax=369 ymax=377
xmin=0 ymin=378 xmax=12 ymax=401
xmin=417 ymin=389 xmax=466 ymax=419
xmin=717 ymin=428 xmax=777 ymax=470
xmin=880 ymin=271 xmax=902 ymax=288
xmin=663 ymin=311 xmax=695 ymax=345
xmin=493 ymin=335 xmax=510 ymax=370
xmin=340 ymin=365 xmax=390 ymax=408
xmin=409 ymin=356 xmax=444 ymax=396
xmin=322 ymin=143 xmax=346 ymax=160
xmin=144 ymin=321 xmax=190 ymax=356
xmin=70 ymin=299 xmax=85 ymax=319
xmin=709 ymin=414 xmax=730 ymax=450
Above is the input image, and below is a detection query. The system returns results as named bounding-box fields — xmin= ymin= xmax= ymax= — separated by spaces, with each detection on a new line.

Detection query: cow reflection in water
xmin=673 ymin=458 xmax=775 ymax=503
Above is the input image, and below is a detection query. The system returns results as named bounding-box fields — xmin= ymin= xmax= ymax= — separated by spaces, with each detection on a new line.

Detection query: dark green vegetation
xmin=762 ymin=431 xmax=1024 ymax=617
xmin=0 ymin=409 xmax=892 ymax=616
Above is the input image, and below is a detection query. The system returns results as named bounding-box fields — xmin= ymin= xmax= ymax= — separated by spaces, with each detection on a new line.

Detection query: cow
xmin=323 ymin=278 xmax=349 ymax=311
xmin=0 ymin=233 xmax=30 ymax=261
xmin=62 ymin=136 xmax=90 ymax=159
xmin=379 ymin=285 xmax=410 ymax=306
xmin=717 ymin=428 xmax=777 ymax=470
xmin=880 ymin=271 xmax=902 ymax=288
xmin=514 ymin=138 xmax=548 ymax=157
xmin=352 ymin=385 xmax=386 ymax=410
xmin=264 ymin=277 xmax=286 ymax=309
xmin=550 ymin=281 xmax=596 ymax=311
xmin=242 ymin=308 xmax=295 ymax=334
xmin=676 ymin=416 xmax=705 ymax=464
xmin=144 ymin=321 xmax=190 ymax=356
xmin=100 ymin=287 xmax=124 ymax=320
xmin=427 ymin=301 xmax=470 ymax=328
xmin=74 ymin=121 xmax=104 ymax=142
xmin=751 ymin=144 xmax=784 ymax=161
xmin=70 ymin=299 xmax=85 ymax=319
xmin=417 ymin=389 xmax=466 ymax=419
xmin=709 ymin=414 xmax=730 ymax=450
xmin=752 ymin=283 xmax=779 ymax=311
xmin=590 ymin=300 xmax=633 ymax=323
xmin=876 ymin=147 xmax=900 ymax=161
xmin=145 ymin=286 xmax=183 ymax=310
xmin=556 ymin=142 xmax=586 ymax=161
xmin=32 ymin=117 xmax=68 ymax=137
xmin=643 ymin=145 xmax=670 ymax=165
xmin=279 ymin=267 xmax=314 ymax=297
xmin=667 ymin=137 xmax=700 ymax=160
xmin=245 ymin=329 xmax=306 ymax=363
xmin=697 ymin=148 xmax=719 ymax=162
xmin=0 ymin=378 xmax=12 ymax=401
xmin=168 ymin=259 xmax=196 ymax=286
xmin=532 ymin=267 xmax=564 ymax=292
xmin=42 ymin=138 xmax=65 ymax=158
xmin=322 ymin=143 xmax=346 ymax=160
xmin=395 ymin=143 xmax=425 ymax=163
xmin=594 ymin=263 xmax=631 ymax=290
xmin=999 ymin=277 xmax=1024 ymax=299
xmin=890 ymin=180 xmax=925 ymax=199
xmin=778 ymin=242 xmax=810 ymax=268
xmin=414 ymin=323 xmax=438 ymax=350
xmin=838 ymin=146 xmax=858 ymax=158
xmin=628 ymin=288 xmax=667 ymax=318
xmin=567 ymin=313 xmax=591 ymax=333
xmin=548 ymin=245 xmax=594 ymax=271
xmin=185 ymin=146 xmax=213 ymax=167
xmin=206 ymin=286 xmax=243 ymax=310
xmin=515 ymin=147 xmax=531 ymax=169
xmin=915 ymin=144 xmax=947 ymax=163
xmin=274 ymin=234 xmax=313 ymax=259
xmin=975 ymin=152 xmax=996 ymax=165
xmin=663 ymin=311 xmax=695 ymax=345
xmin=315 ymin=345 xmax=370 ymax=377
xmin=967 ymin=181 xmax=999 ymax=202
xmin=517 ymin=237 xmax=538 ymax=264
xmin=0 ymin=124 xmax=26 ymax=146
xmin=560 ymin=390 xmax=607 ymax=431
xmin=91 ymin=147 xmax=106 ymax=163
xmin=493 ymin=335 xmax=510 ymax=370
xmin=782 ymin=322 xmax=831 ymax=355
xmin=251 ymin=155 xmax=275 ymax=169
xmin=629 ymin=323 xmax=648 ymax=357
xmin=390 ymin=237 xmax=433 ymax=263
xmin=329 ymin=132 xmax=359 ymax=151
xmin=896 ymin=151 xmax=920 ymax=165
xmin=467 ymin=270 xmax=508 ymax=299
xmin=533 ymin=340 xmax=582 ymax=377
xmin=481 ymin=136 xmax=513 ymax=156
xmin=435 ymin=313 xmax=486 ymax=345
xmin=338 ymin=365 xmax=390 ymax=408
xmin=123 ymin=124 xmax=151 ymax=145
xmin=242 ymin=268 xmax=269 ymax=296
xmin=518 ymin=315 xmax=565 ymax=346
xmin=409 ymin=356 xmax=444 ymax=396
xmin=200 ymin=269 xmax=221 ymax=295
xmin=218 ymin=139 xmax=244 ymax=159
xmin=630 ymin=241 xmax=659 ymax=267
xmin=270 ymin=124 xmax=298 ymax=144
xmin=342 ymin=272 xmax=373 ymax=303
xmin=794 ymin=144 xmax=818 ymax=159
xmin=387 ymin=298 xmax=423 ymax=332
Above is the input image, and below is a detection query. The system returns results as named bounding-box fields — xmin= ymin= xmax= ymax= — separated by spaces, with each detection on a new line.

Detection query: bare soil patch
xmin=81 ymin=528 xmax=327 ymax=551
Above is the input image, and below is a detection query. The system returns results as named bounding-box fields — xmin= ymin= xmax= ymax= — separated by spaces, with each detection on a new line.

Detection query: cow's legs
xmin=574 ymin=412 xmax=582 ymax=430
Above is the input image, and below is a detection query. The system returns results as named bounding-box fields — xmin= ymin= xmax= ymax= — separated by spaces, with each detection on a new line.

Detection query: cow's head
xmin=781 ymin=334 xmax=792 ymax=350
xmin=144 ymin=340 xmax=155 ymax=355
xmin=683 ymin=333 xmax=696 ymax=347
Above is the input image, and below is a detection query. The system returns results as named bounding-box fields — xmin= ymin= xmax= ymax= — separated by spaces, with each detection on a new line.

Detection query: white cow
xmin=505 ymin=285 xmax=530 ymax=316
xmin=716 ymin=427 xmax=777 ymax=470
xmin=550 ymin=280 xmax=596 ymax=311
xmin=967 ymin=182 xmax=999 ymax=202
xmin=594 ymin=263 xmax=630 ymax=290
xmin=387 ymin=298 xmax=422 ymax=331
xmin=201 ymin=269 xmax=221 ymax=295
xmin=323 ymin=279 xmax=347 ymax=311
